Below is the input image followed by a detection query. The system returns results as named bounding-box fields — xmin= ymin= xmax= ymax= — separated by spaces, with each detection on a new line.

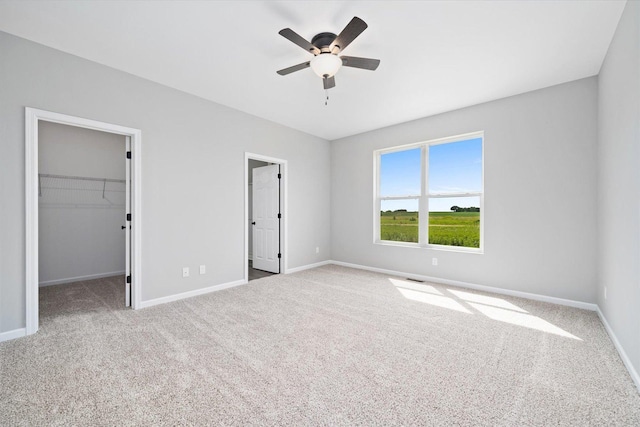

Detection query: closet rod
xmin=38 ymin=174 xmax=126 ymax=198
xmin=38 ymin=173 xmax=126 ymax=183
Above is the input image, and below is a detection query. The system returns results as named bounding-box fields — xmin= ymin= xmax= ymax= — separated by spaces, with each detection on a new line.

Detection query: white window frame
xmin=373 ymin=131 xmax=484 ymax=253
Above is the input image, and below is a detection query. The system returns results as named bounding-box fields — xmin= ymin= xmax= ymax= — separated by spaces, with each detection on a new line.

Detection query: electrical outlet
xmin=316 ymin=247 xmax=320 ymax=254
xmin=182 ymin=267 xmax=189 ymax=278
xmin=432 ymin=257 xmax=438 ymax=266
xmin=604 ymin=287 xmax=607 ymax=300
xmin=199 ymin=265 xmax=206 ymax=275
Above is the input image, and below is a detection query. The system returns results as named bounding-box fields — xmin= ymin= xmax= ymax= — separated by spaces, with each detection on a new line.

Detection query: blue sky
xmin=380 ymin=137 xmax=482 ymax=212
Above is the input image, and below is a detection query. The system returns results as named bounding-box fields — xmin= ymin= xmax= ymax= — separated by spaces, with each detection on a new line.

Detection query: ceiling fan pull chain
xmin=325 ymin=89 xmax=329 ymax=106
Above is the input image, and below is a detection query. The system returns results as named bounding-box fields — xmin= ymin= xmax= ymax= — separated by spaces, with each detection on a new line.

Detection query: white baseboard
xmin=330 ymin=260 xmax=598 ymax=311
xmin=285 ymin=260 xmax=332 ymax=274
xmin=597 ymin=307 xmax=640 ymax=391
xmin=139 ymin=279 xmax=247 ymax=309
xmin=0 ymin=328 xmax=26 ymax=343
xmin=39 ymin=271 xmax=125 ymax=287
xmin=138 ymin=258 xmax=332 ymax=310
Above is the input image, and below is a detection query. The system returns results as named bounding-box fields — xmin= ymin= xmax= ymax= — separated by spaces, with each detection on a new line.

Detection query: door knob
xmin=251 ymin=221 xmax=256 ymax=225
xmin=121 ymin=225 xmax=126 ymax=229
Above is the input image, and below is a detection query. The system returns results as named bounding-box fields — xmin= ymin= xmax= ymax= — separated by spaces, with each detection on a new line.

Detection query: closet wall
xmin=38 ymin=121 xmax=126 ymax=286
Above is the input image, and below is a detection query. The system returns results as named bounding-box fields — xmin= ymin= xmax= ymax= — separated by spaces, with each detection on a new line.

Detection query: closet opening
xmin=38 ymin=122 xmax=129 ymax=320
xmin=25 ymin=108 xmax=142 ymax=336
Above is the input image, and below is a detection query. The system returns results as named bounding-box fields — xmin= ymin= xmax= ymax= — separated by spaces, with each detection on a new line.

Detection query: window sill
xmin=374 ymin=240 xmax=484 ymax=254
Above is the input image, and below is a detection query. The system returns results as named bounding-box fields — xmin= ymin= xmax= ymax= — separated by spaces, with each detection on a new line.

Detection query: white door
xmin=124 ymin=137 xmax=132 ymax=306
xmin=252 ymin=165 xmax=280 ymax=273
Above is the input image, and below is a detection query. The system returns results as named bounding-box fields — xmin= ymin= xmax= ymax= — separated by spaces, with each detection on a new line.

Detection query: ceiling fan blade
xmin=277 ymin=61 xmax=311 ymax=76
xmin=279 ymin=28 xmax=320 ymax=55
xmin=323 ymin=76 xmax=336 ymax=90
xmin=340 ymin=56 xmax=380 ymax=71
xmin=330 ymin=16 xmax=368 ymax=53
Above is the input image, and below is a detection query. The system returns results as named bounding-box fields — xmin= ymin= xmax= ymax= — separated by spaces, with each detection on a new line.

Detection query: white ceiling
xmin=0 ymin=1 xmax=626 ymax=140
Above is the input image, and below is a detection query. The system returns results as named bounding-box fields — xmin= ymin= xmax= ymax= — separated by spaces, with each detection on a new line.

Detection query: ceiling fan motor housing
xmin=311 ymin=32 xmax=338 ymax=53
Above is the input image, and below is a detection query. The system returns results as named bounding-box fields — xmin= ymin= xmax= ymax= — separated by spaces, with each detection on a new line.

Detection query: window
xmin=375 ymin=132 xmax=483 ymax=251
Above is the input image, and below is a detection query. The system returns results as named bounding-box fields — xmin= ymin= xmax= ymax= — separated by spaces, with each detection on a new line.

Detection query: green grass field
xmin=380 ymin=210 xmax=480 ymax=248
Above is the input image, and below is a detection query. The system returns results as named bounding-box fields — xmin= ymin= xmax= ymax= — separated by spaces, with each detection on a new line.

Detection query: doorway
xmin=25 ymin=108 xmax=142 ymax=336
xmin=38 ymin=121 xmax=129 ymax=316
xmin=245 ymin=153 xmax=287 ymax=282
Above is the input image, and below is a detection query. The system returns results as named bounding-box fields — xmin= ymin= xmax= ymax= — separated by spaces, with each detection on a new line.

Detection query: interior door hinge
xmin=277 ymin=253 xmax=281 ymax=259
xmin=277 ymin=173 xmax=281 ymax=179
xmin=277 ymin=213 xmax=281 ymax=219
xmin=126 ymin=275 xmax=131 ymax=284
xmin=126 ymin=213 xmax=131 ymax=221
xmin=126 ymin=151 xmax=131 ymax=159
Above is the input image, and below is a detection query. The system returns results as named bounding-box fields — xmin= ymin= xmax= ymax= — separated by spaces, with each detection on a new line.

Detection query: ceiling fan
xmin=277 ymin=16 xmax=380 ymax=90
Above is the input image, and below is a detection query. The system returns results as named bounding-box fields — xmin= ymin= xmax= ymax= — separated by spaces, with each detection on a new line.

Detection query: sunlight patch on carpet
xmin=390 ymin=278 xmax=582 ymax=340
xmin=468 ymin=302 xmax=582 ymax=340
xmin=447 ymin=288 xmax=528 ymax=313
xmin=388 ymin=278 xmax=443 ymax=295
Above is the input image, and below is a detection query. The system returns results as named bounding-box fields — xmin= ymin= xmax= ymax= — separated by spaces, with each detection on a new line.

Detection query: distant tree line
xmin=450 ymin=206 xmax=480 ymax=212
xmin=382 ymin=208 xmax=480 ymax=213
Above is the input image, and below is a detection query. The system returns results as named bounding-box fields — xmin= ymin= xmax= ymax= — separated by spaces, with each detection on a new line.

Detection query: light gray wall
xmin=38 ymin=121 xmax=126 ymax=285
xmin=597 ymin=0 xmax=640 ymax=379
xmin=331 ymin=77 xmax=598 ymax=303
xmin=0 ymin=31 xmax=331 ymax=333
xmin=39 ymin=121 xmax=126 ymax=179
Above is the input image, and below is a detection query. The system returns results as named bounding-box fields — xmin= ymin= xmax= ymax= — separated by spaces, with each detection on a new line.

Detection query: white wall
xmin=38 ymin=121 xmax=126 ymax=286
xmin=0 ymin=31 xmax=331 ymax=334
xmin=597 ymin=0 xmax=640 ymax=380
xmin=331 ymin=77 xmax=598 ymax=303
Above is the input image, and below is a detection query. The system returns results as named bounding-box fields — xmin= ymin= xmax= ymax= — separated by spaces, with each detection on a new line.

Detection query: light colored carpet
xmin=1 ymin=265 xmax=639 ymax=425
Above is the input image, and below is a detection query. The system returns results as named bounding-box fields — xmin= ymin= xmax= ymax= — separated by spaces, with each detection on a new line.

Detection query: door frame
xmin=25 ymin=107 xmax=143 ymax=335
xmin=244 ymin=152 xmax=287 ymax=282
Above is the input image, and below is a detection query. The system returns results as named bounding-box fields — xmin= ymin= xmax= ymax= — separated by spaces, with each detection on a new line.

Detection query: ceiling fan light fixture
xmin=310 ymin=53 xmax=342 ymax=78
